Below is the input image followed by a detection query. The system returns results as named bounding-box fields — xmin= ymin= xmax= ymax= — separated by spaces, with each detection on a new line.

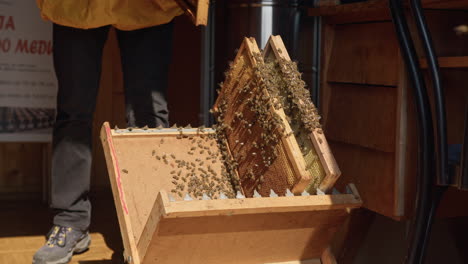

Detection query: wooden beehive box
xmin=100 ymin=122 xmax=361 ymax=264
xmin=213 ymin=36 xmax=340 ymax=198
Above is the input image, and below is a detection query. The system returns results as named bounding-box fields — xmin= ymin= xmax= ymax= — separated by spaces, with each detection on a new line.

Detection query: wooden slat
xmin=141 ymin=190 xmax=360 ymax=264
xmin=420 ymin=56 xmax=468 ymax=69
xmin=327 ymin=22 xmax=399 ymax=86
xmin=100 ymin=123 xmax=141 ymax=264
xmin=309 ymin=0 xmax=468 ymax=18
xmin=330 ymin=141 xmax=396 ymax=218
xmin=160 ymin=188 xmax=361 ymax=218
xmin=324 ymin=83 xmax=397 ymax=153
xmin=423 ymin=0 xmax=468 ymax=9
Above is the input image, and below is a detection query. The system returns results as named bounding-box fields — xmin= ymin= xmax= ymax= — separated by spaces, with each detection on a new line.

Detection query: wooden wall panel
xmin=327 ymin=22 xmax=399 ymax=86
xmin=325 ymin=83 xmax=397 ymax=153
xmin=330 ymin=141 xmax=395 ymax=217
xmin=0 ymin=143 xmax=45 ymax=199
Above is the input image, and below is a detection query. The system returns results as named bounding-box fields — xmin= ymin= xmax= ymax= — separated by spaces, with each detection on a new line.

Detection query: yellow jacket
xmin=36 ymin=0 xmax=183 ymax=31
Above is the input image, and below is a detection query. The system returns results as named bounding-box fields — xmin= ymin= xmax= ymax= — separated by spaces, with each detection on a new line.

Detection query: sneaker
xmin=32 ymin=225 xmax=91 ymax=264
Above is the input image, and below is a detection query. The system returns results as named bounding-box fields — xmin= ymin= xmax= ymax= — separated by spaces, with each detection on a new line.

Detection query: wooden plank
xmin=330 ymin=141 xmax=396 ymax=218
xmin=420 ymin=56 xmax=468 ymax=69
xmin=195 ymin=0 xmax=209 ymax=26
xmin=160 ymin=188 xmax=361 ymax=218
xmin=100 ymin=122 xmax=141 ymax=264
xmin=327 ymin=22 xmax=399 ymax=86
xmin=263 ymin=35 xmax=341 ymax=193
xmin=324 ymin=83 xmax=397 ymax=153
xmin=309 ymin=0 xmax=468 ymax=18
xmin=423 ymin=0 xmax=468 ymax=9
xmin=141 ymin=191 xmax=360 ymax=264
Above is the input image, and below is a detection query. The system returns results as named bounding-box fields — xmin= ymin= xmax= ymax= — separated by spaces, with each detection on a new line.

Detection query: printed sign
xmin=0 ymin=0 xmax=56 ymax=142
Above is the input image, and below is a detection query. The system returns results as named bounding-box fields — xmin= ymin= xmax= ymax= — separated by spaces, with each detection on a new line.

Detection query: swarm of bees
xmin=210 ymin=47 xmax=326 ymax=195
xmin=153 ymin=130 xmax=237 ymax=199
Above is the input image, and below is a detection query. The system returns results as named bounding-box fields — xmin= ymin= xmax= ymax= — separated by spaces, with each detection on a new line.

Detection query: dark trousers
xmin=51 ymin=22 xmax=174 ymax=231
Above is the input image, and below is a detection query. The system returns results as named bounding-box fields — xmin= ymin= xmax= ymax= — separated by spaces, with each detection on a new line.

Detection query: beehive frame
xmin=213 ymin=37 xmax=340 ymax=197
xmin=262 ymin=36 xmax=341 ymax=193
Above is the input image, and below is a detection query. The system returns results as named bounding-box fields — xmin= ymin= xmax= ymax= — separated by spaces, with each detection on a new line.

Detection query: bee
xmin=172 ymin=180 xmax=178 ymax=185
xmin=122 ymin=169 xmax=128 ymax=174
xmin=171 ymin=154 xmax=176 ymax=159
xmin=156 ymin=156 xmax=161 ymax=160
xmin=152 ymin=150 xmax=156 ymax=156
